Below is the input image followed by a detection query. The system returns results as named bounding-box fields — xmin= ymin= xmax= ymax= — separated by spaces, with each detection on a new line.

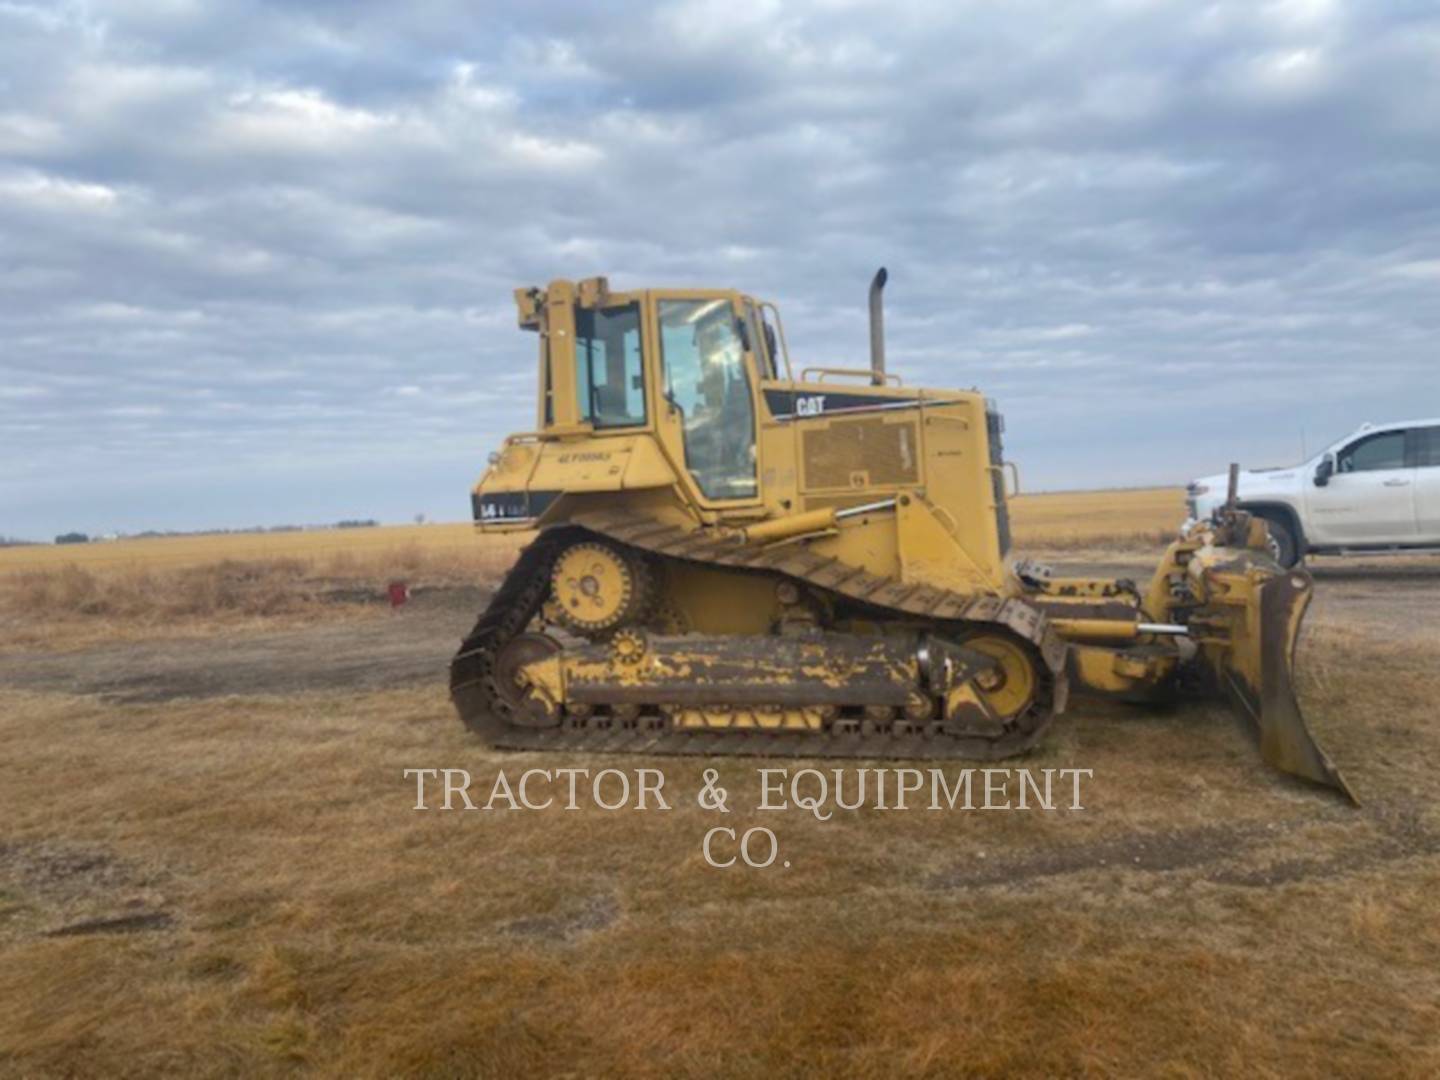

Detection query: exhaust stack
xmin=869 ymin=267 xmax=888 ymax=385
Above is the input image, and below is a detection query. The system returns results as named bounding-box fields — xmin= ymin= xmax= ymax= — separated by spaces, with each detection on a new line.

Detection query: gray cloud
xmin=2 ymin=0 xmax=1438 ymax=537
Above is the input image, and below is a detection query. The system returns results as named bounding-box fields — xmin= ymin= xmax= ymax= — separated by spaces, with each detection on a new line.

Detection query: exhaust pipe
xmin=869 ymin=267 xmax=887 ymax=385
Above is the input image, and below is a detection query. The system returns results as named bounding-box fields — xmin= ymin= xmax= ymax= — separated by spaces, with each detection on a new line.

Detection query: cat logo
xmin=795 ymin=395 xmax=827 ymax=417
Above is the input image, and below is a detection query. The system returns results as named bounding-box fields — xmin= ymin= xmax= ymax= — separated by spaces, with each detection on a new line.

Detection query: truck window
xmin=1338 ymin=431 xmax=1406 ymax=473
xmin=1408 ymin=426 xmax=1440 ymax=467
xmin=575 ymin=303 xmax=646 ymax=428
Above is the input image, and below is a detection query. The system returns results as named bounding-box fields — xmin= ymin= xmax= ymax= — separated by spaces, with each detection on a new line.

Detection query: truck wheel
xmin=1258 ymin=516 xmax=1300 ymax=568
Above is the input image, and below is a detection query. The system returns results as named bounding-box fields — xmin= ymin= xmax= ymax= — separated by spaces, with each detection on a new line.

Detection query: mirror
xmin=1314 ymin=454 xmax=1335 ymax=487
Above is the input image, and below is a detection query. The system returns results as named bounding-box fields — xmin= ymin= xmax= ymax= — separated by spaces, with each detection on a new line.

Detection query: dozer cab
xmin=451 ymin=271 xmax=1352 ymax=800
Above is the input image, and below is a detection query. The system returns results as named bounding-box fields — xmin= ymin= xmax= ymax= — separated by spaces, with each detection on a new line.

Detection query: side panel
xmin=760 ymin=384 xmax=1004 ymax=586
xmin=473 ymin=434 xmax=679 ymax=530
xmin=1415 ymin=467 xmax=1440 ymax=538
xmin=915 ymin=396 xmax=1006 ymax=585
xmin=1410 ymin=425 xmax=1440 ymax=538
xmin=1303 ymin=429 xmax=1417 ymax=544
xmin=1304 ymin=468 xmax=1417 ymax=544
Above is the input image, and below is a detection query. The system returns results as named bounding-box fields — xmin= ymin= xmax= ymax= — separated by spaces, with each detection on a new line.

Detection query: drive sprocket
xmin=549 ymin=540 xmax=652 ymax=636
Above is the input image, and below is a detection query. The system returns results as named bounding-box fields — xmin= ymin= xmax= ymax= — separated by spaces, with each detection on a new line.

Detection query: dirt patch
xmin=44 ymin=912 xmax=176 ymax=937
xmin=1207 ymin=801 xmax=1440 ymax=887
xmin=928 ymin=801 xmax=1440 ymax=892
xmin=503 ymin=894 xmax=620 ymax=943
xmin=928 ymin=822 xmax=1267 ymax=889
xmin=3 ymin=560 xmax=1429 ymax=707
xmin=0 ymin=841 xmax=175 ymax=942
xmin=0 ymin=586 xmax=487 ymax=703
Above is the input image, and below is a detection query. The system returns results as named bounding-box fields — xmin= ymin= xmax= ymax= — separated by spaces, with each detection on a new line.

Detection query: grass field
xmin=1010 ymin=486 xmax=1185 ymax=550
xmin=2 ymin=566 xmax=1437 ymax=1076
xmin=0 ymin=487 xmax=1186 ymax=575
xmin=5 ymin=486 xmax=1438 ymax=1076
xmin=0 ymin=488 xmax=1184 ymax=651
xmin=0 ymin=523 xmax=489 ymax=573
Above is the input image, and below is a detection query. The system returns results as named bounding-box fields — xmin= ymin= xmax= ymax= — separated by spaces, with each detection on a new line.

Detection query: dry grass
xmin=1 ymin=489 xmax=1183 ymax=579
xmin=1009 ymin=487 xmax=1185 ymax=552
xmin=0 ymin=538 xmax=525 ymax=652
xmin=0 ymin=490 xmax=1180 ymax=649
xmin=1 ymin=494 xmax=1438 ymax=1075
xmin=5 ymin=559 xmax=320 ymax=620
xmin=1 ymin=613 xmax=1437 ymax=1076
xmin=0 ymin=523 xmax=490 ymax=573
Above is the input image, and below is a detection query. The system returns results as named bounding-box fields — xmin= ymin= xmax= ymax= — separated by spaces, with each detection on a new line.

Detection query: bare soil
xmin=6 ymin=555 xmax=1430 ymax=705
xmin=0 ymin=587 xmax=484 ymax=703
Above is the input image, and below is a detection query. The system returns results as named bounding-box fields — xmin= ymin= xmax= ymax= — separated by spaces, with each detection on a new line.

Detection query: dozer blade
xmin=1209 ymin=564 xmax=1356 ymax=803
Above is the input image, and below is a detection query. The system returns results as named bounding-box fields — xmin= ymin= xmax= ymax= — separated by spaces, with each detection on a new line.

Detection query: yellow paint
xmin=1068 ymin=643 xmax=1176 ymax=696
xmin=963 ymin=633 xmax=1036 ymax=719
xmin=660 ymin=561 xmax=781 ymax=635
xmin=550 ymin=542 xmax=633 ymax=632
xmin=462 ymin=276 xmax=1315 ymax=771
xmin=673 ymin=708 xmax=821 ymax=731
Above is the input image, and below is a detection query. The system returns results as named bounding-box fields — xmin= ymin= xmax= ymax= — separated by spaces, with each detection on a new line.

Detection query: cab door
xmin=1409 ymin=425 xmax=1440 ymax=540
xmin=1305 ymin=429 xmax=1417 ymax=544
xmin=650 ymin=292 xmax=762 ymax=507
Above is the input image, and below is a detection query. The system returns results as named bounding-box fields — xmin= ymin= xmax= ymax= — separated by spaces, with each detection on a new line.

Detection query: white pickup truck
xmin=1187 ymin=418 xmax=1440 ymax=567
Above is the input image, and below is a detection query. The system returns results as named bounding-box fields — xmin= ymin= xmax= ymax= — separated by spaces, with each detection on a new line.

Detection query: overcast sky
xmin=2 ymin=0 xmax=1438 ymax=538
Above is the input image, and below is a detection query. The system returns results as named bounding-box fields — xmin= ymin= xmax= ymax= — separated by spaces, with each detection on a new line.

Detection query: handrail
xmin=987 ymin=462 xmax=1022 ymax=499
xmin=800 ymin=366 xmax=903 ymax=386
xmin=505 ymin=420 xmax=591 ymax=445
xmin=758 ymin=301 xmax=794 ymax=382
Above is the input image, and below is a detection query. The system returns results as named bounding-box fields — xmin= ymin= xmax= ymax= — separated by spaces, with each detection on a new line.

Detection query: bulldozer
xmin=450 ymin=270 xmax=1353 ymax=801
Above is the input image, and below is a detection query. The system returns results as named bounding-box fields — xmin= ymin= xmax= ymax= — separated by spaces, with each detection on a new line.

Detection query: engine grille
xmin=802 ymin=417 xmax=920 ymax=490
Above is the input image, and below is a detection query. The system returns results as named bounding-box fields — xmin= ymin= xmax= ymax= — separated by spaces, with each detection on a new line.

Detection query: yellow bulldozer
xmin=451 ymin=270 xmax=1352 ymax=800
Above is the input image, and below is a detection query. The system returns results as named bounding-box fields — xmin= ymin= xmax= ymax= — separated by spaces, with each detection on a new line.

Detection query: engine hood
xmin=1188 ymin=466 xmax=1303 ymax=499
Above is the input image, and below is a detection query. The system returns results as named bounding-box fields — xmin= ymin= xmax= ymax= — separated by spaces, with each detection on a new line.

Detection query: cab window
xmin=658 ymin=298 xmax=757 ymax=500
xmin=1338 ymin=431 xmax=1406 ymax=473
xmin=575 ymin=303 xmax=645 ymax=428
